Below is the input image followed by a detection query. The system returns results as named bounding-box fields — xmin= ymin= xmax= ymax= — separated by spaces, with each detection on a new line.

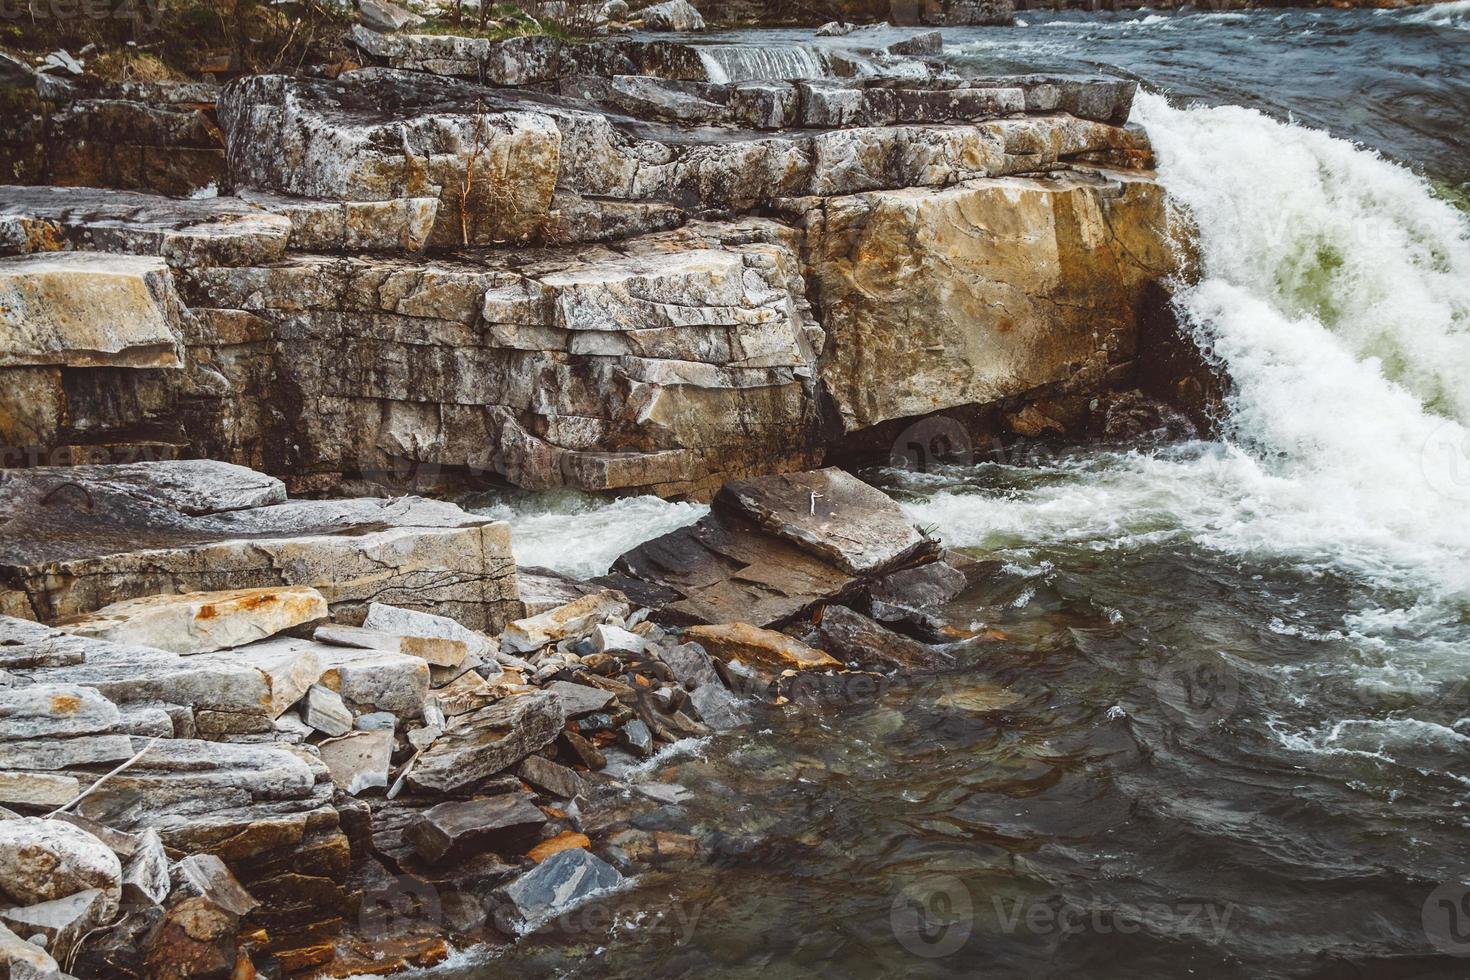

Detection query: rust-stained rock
xmin=59 ymin=586 xmax=329 ymax=655
xmin=682 ymin=623 xmax=841 ymax=672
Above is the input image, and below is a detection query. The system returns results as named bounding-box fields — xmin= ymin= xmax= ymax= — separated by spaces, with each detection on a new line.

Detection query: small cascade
xmin=692 ymin=44 xmax=836 ymax=83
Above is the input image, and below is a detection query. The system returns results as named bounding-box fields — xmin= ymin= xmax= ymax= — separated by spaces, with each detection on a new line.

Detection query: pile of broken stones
xmin=0 ymin=461 xmax=986 ymax=977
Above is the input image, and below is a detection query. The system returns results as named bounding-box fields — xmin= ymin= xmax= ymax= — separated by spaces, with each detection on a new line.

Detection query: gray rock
xmin=120 ymin=828 xmax=170 ymax=906
xmin=408 ymin=691 xmax=566 ymax=793
xmin=660 ymin=642 xmax=721 ymax=691
xmin=640 ymin=0 xmax=704 ymax=31
xmin=0 ymin=920 xmax=59 ymax=979
xmin=358 ymin=0 xmax=425 ymax=32
xmin=817 ymin=604 xmax=952 ymax=671
xmin=302 ymin=684 xmax=353 ymax=737
xmin=0 ymin=819 xmax=122 ymax=918
xmin=502 ymin=592 xmax=631 ymax=655
xmin=617 ymin=719 xmax=654 ymax=758
xmin=355 ymin=711 xmax=398 ymax=732
xmin=494 ymin=848 xmax=623 ymax=935
xmin=0 ymin=735 xmax=135 ymax=771
xmin=516 ymin=755 xmax=584 ymax=800
xmin=717 ymin=467 xmax=929 ymax=576
xmin=544 ymin=680 xmax=616 ymax=718
xmin=688 ymin=683 xmax=748 ymax=731
xmin=591 ymin=624 xmax=644 ymax=657
xmin=361 ymin=601 xmax=493 ymax=661
xmin=0 ymin=685 xmax=122 ymax=740
xmin=0 ymin=887 xmax=107 ymax=963
xmin=58 ymin=586 xmax=328 ymax=655
xmin=0 ymin=774 xmax=79 ymax=810
xmin=405 ymin=793 xmax=547 ymax=864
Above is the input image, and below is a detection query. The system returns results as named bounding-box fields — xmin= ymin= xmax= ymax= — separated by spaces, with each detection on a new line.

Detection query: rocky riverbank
xmin=0 ymin=7 xmax=1217 ymax=977
xmin=0 ymin=459 xmax=1000 ymax=976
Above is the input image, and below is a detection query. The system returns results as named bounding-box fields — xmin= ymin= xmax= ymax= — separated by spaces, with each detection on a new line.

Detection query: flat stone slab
xmin=0 ymin=252 xmax=185 ymax=370
xmin=717 ymin=467 xmax=928 ymax=575
xmin=59 ymin=586 xmax=328 ymax=654
xmin=0 ymin=184 xmax=293 ymax=268
xmin=494 ymin=847 xmax=623 ymax=935
xmin=0 ymin=461 xmax=520 ymax=632
xmin=404 ymin=792 xmax=547 ymax=864
xmin=682 ymin=622 xmax=841 ymax=673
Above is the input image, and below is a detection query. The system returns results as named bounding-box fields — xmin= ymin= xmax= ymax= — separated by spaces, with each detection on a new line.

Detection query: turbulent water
xmin=433 ymin=11 xmax=1470 ymax=978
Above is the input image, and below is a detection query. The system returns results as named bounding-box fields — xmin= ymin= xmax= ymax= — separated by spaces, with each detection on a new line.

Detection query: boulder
xmin=807 ymin=171 xmax=1180 ymax=433
xmin=640 ymin=0 xmax=705 ymax=31
xmin=494 ymin=848 xmax=623 ymax=935
xmin=359 ymin=0 xmax=425 ymax=32
xmin=408 ymin=691 xmax=566 ymax=793
xmin=140 ymin=896 xmax=241 ymax=980
xmin=681 ymin=623 xmax=840 ymax=672
xmin=238 ymin=638 xmax=430 ymax=718
xmin=517 ymin=567 xmax=608 ymax=617
xmin=404 ymin=793 xmax=547 ymax=864
xmin=59 ymin=587 xmax=329 ymax=654
xmin=314 ymin=624 xmax=470 ymax=669
xmin=361 ymin=601 xmax=493 ymax=661
xmin=660 ymin=643 xmax=721 ymax=691
xmin=687 ymin=682 xmax=748 ymax=730
xmin=0 ymin=818 xmax=122 ymax=918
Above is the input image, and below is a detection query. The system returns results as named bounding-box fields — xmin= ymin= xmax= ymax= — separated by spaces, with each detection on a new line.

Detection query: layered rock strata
xmin=0 ymin=28 xmax=1183 ymax=499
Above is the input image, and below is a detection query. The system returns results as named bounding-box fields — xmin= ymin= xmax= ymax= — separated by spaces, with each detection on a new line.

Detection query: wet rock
xmin=516 ymin=755 xmax=585 ymax=800
xmin=718 ymin=467 xmax=930 ymax=575
xmin=170 ymin=855 xmax=259 ymax=917
xmin=408 ymin=691 xmax=566 ymax=793
xmin=502 ymin=592 xmax=632 ymax=655
xmin=0 ymin=887 xmax=107 ymax=964
xmin=617 ymin=719 xmax=654 ymax=758
xmin=494 ymin=848 xmax=623 ymax=935
xmin=688 ymin=683 xmax=748 ymax=731
xmin=318 ymin=729 xmax=394 ymax=795
xmin=0 ymin=818 xmax=122 ymax=917
xmin=302 ymin=684 xmax=353 ymax=738
xmin=816 ymin=605 xmax=953 ymax=671
xmin=660 ymin=642 xmax=721 ymax=691
xmin=404 ymin=793 xmax=547 ymax=864
xmin=59 ymin=586 xmax=329 ymax=655
xmin=545 ymin=680 xmax=616 ymax=718
xmin=682 ymin=623 xmax=841 ymax=672
xmin=559 ymin=731 xmax=606 ymax=771
xmin=641 ymin=0 xmax=705 ymax=31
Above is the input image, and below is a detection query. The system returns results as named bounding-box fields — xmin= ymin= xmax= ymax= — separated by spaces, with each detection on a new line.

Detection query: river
xmin=431 ymin=8 xmax=1470 ymax=978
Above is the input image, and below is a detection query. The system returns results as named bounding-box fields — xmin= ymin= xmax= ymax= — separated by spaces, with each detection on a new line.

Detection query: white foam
xmin=473 ymin=492 xmax=707 ymax=579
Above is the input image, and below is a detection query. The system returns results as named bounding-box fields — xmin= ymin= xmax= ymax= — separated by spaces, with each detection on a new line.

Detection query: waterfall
xmin=692 ymin=44 xmax=835 ymax=83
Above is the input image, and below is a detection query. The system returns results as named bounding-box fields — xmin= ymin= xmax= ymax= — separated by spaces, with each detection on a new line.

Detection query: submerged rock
xmin=494 ymin=848 xmax=623 ymax=935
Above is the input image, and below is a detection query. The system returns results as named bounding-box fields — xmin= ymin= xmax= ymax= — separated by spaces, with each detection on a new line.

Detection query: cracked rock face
xmin=0 ymin=34 xmax=1188 ymax=499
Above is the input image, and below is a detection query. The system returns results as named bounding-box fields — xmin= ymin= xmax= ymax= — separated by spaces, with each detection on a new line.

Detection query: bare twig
xmin=46 ymin=736 xmax=162 ymax=817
